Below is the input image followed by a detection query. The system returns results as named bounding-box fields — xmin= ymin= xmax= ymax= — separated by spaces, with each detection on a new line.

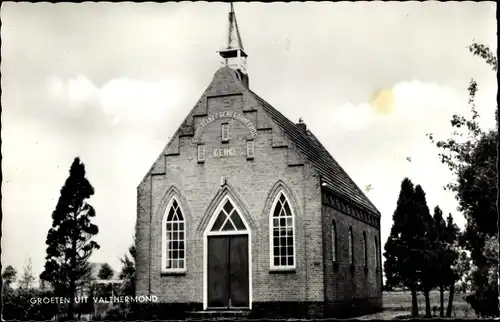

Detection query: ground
xmin=358 ymin=290 xmax=478 ymax=320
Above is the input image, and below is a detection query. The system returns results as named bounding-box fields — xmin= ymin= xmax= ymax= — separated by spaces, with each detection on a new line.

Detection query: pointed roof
xmin=227 ymin=3 xmax=244 ymax=51
xmin=139 ymin=67 xmax=380 ymax=217
xmin=248 ymin=88 xmax=381 ymax=216
xmin=220 ymin=3 xmax=247 ymax=58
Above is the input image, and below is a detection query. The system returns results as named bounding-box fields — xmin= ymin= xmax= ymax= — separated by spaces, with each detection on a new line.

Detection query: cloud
xmin=46 ymin=75 xmax=183 ymax=126
xmin=99 ymin=78 xmax=181 ymax=125
xmin=306 ymin=79 xmax=497 ymax=258
xmin=325 ymin=80 xmax=462 ymax=134
xmin=67 ymin=75 xmax=99 ymax=108
xmin=329 ymin=102 xmax=371 ymax=131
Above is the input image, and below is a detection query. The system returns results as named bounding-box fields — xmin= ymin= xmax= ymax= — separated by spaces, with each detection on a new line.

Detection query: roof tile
xmin=249 ymin=90 xmax=381 ymax=216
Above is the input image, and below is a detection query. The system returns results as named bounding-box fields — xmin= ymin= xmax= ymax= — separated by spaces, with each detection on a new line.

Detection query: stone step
xmin=185 ymin=310 xmax=250 ymax=320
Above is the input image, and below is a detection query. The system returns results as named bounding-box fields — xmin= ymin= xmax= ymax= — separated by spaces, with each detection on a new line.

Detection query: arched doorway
xmin=203 ymin=195 xmax=252 ymax=310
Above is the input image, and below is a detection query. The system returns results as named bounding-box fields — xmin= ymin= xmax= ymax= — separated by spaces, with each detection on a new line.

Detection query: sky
xmin=1 ymin=2 xmax=497 ymax=283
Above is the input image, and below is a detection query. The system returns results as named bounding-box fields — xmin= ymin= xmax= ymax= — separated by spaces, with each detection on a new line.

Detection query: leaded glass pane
xmin=221 ymin=219 xmax=236 ymax=231
xmin=211 ymin=211 xmax=226 ymax=231
xmin=283 ymin=202 xmax=291 ymax=216
xmin=176 ymin=208 xmax=184 ymax=220
xmin=167 ymin=208 xmax=175 ymax=221
xmin=279 ymin=194 xmax=286 ymax=203
xmin=273 ymin=204 xmax=281 ymax=217
xmin=223 ymin=200 xmax=233 ymax=214
xmin=230 ymin=211 xmax=246 ymax=230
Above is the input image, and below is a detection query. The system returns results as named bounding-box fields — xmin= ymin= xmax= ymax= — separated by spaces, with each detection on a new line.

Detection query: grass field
xmin=359 ymin=290 xmax=477 ymax=319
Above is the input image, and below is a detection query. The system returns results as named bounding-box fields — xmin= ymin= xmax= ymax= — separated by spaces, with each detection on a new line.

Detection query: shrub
xmin=2 ymin=288 xmax=59 ymax=321
xmin=93 ymin=306 xmax=133 ymax=321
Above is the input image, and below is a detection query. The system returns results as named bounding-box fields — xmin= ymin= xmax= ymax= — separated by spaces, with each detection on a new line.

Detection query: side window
xmin=197 ymin=144 xmax=205 ymax=163
xmin=348 ymin=226 xmax=354 ymax=265
xmin=332 ymin=220 xmax=337 ymax=262
xmin=221 ymin=123 xmax=229 ymax=142
xmin=246 ymin=140 xmax=254 ymax=159
xmin=162 ymin=198 xmax=186 ymax=272
xmin=270 ymin=191 xmax=296 ymax=270
xmin=363 ymin=231 xmax=368 ymax=267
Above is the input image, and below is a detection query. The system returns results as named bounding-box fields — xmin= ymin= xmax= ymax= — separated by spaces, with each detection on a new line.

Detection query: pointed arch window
xmin=375 ymin=236 xmax=380 ymax=268
xmin=210 ymin=198 xmax=246 ymax=232
xmin=162 ymin=198 xmax=186 ymax=272
xmin=348 ymin=226 xmax=354 ymax=265
xmin=331 ymin=220 xmax=337 ymax=262
xmin=363 ymin=231 xmax=368 ymax=267
xmin=270 ymin=191 xmax=295 ymax=270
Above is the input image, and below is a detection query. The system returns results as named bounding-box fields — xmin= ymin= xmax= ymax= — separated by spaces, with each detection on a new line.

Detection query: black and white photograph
xmin=1 ymin=1 xmax=498 ymax=320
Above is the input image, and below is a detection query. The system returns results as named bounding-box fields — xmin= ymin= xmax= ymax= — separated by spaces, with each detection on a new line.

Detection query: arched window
xmin=348 ymin=226 xmax=354 ymax=265
xmin=363 ymin=231 xmax=368 ymax=267
xmin=375 ymin=236 xmax=380 ymax=268
xmin=210 ymin=197 xmax=246 ymax=232
xmin=270 ymin=191 xmax=295 ymax=269
xmin=332 ymin=220 xmax=337 ymax=262
xmin=162 ymin=197 xmax=185 ymax=272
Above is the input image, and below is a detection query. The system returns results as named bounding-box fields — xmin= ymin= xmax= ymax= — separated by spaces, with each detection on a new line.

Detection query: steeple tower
xmin=218 ymin=3 xmax=249 ymax=87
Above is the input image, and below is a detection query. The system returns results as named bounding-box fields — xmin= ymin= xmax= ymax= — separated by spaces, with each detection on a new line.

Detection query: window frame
xmin=363 ymin=231 xmax=368 ymax=268
xmin=331 ymin=220 xmax=337 ymax=262
xmin=161 ymin=197 xmax=186 ymax=274
xmin=197 ymin=144 xmax=205 ymax=163
xmin=246 ymin=139 xmax=254 ymax=159
xmin=348 ymin=226 xmax=354 ymax=266
xmin=269 ymin=191 xmax=296 ymax=271
xmin=221 ymin=123 xmax=229 ymax=142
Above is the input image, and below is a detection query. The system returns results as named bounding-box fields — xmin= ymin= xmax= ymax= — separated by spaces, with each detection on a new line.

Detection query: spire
xmin=227 ymin=3 xmax=244 ymax=51
xmin=218 ymin=3 xmax=248 ymax=86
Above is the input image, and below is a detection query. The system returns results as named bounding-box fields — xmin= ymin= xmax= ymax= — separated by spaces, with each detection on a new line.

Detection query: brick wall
xmin=322 ymin=203 xmax=383 ymax=314
xmin=136 ymin=67 xmax=325 ymax=306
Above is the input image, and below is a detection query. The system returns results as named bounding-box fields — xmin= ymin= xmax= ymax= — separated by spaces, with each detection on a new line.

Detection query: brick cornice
xmin=322 ymin=189 xmax=380 ymax=229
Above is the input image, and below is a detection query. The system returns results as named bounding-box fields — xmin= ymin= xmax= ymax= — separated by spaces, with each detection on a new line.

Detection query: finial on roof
xmin=218 ymin=2 xmax=248 ymax=78
xmin=297 ymin=118 xmax=307 ymax=132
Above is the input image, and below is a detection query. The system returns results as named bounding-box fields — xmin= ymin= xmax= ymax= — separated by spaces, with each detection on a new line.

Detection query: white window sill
xmin=269 ymin=267 xmax=296 ymax=274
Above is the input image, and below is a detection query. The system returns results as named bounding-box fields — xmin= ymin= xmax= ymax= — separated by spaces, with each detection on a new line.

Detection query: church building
xmin=136 ymin=4 xmax=383 ymax=319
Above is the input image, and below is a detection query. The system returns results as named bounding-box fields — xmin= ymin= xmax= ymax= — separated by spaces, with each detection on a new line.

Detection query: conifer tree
xmin=19 ymin=258 xmax=35 ymax=290
xmin=39 ymin=157 xmax=100 ymax=320
xmin=413 ymin=185 xmax=436 ymax=318
xmin=119 ymin=242 xmax=136 ymax=297
xmin=384 ymin=178 xmax=420 ymax=317
xmin=428 ymin=43 xmax=498 ymax=317
xmin=445 ymin=213 xmax=460 ymax=317
xmin=98 ymin=263 xmax=114 ymax=280
xmin=432 ymin=206 xmax=447 ymax=317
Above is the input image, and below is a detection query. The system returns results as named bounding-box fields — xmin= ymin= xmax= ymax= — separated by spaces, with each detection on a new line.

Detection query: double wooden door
xmin=207 ymin=235 xmax=249 ymax=309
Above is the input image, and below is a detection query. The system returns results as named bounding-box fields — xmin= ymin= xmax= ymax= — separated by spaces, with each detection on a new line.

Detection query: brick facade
xmin=135 ymin=67 xmax=382 ymax=318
